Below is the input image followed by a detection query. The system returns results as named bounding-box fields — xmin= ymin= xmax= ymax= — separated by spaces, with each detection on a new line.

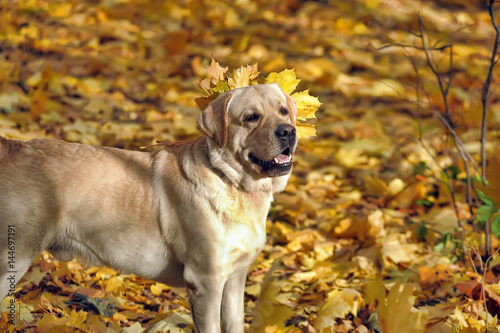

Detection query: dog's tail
xmin=0 ymin=136 xmax=25 ymax=161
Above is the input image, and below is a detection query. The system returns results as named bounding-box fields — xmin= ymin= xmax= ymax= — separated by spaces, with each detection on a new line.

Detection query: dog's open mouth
xmin=249 ymin=147 xmax=293 ymax=171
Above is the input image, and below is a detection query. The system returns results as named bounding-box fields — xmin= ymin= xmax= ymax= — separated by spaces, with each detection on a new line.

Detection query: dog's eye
xmin=280 ymin=107 xmax=289 ymax=116
xmin=245 ymin=114 xmax=260 ymax=122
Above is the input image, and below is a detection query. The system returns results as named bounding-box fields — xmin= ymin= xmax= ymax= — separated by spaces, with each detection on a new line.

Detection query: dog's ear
xmin=284 ymin=91 xmax=297 ymax=126
xmin=197 ymin=91 xmax=232 ymax=148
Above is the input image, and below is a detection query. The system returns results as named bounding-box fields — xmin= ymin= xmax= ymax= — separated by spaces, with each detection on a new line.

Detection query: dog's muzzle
xmin=249 ymin=124 xmax=297 ymax=177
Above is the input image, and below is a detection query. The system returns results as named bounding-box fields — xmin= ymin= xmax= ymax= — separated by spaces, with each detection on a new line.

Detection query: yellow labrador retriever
xmin=0 ymin=83 xmax=297 ymax=332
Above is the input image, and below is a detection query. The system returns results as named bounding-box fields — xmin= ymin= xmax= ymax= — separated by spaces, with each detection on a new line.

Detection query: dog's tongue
xmin=275 ymin=153 xmax=291 ymax=163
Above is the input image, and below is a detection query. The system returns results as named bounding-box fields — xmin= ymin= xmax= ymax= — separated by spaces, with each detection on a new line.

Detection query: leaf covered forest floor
xmin=1 ymin=0 xmax=500 ymax=332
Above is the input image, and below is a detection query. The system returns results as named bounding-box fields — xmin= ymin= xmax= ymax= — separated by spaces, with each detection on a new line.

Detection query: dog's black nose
xmin=275 ymin=124 xmax=296 ymax=142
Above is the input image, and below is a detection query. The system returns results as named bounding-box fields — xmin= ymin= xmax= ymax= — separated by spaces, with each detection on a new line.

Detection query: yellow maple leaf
xmin=36 ymin=313 xmax=60 ymax=331
xmin=199 ymin=58 xmax=228 ymax=94
xmin=36 ymin=309 xmax=87 ymax=331
xmin=198 ymin=78 xmax=212 ymax=94
xmin=314 ymin=288 xmax=363 ymax=330
xmin=228 ymin=64 xmax=260 ymax=89
xmin=264 ymin=325 xmax=278 ymax=333
xmin=245 ymin=63 xmax=260 ymax=80
xmin=364 ymin=278 xmax=386 ymax=305
xmin=67 ymin=309 xmax=87 ymax=327
xmin=266 ymin=69 xmax=301 ymax=94
xmin=228 ymin=66 xmax=250 ymax=89
xmin=297 ymin=123 xmax=316 ymax=138
xmin=150 ymin=283 xmax=164 ymax=296
xmin=105 ymin=276 xmax=123 ymax=293
xmin=211 ymin=81 xmax=230 ymax=94
xmin=205 ymin=57 xmax=228 ymax=83
xmin=266 ymin=69 xmax=320 ymax=138
xmin=377 ymin=280 xmax=420 ymax=333
xmin=292 ymin=90 xmax=320 ymax=121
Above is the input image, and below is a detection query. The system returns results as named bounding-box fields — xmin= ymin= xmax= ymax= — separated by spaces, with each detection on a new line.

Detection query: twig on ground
xmin=467 ymin=243 xmax=500 ymax=331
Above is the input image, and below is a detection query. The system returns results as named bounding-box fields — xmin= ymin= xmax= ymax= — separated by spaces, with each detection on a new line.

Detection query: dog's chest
xmin=219 ymin=191 xmax=272 ymax=271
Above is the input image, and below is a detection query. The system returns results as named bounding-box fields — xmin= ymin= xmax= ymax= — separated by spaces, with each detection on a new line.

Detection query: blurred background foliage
xmin=2 ymin=0 xmax=500 ymax=332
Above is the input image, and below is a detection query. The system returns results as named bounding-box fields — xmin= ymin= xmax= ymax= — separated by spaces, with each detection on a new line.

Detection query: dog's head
xmin=197 ymin=83 xmax=298 ymax=188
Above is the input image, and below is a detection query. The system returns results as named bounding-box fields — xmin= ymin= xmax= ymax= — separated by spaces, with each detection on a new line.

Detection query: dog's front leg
xmin=221 ymin=269 xmax=247 ymax=333
xmin=184 ymin=268 xmax=224 ymax=333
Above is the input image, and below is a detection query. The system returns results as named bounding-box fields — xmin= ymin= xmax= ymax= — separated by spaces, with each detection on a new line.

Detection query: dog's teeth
xmin=274 ymin=158 xmax=279 ymax=164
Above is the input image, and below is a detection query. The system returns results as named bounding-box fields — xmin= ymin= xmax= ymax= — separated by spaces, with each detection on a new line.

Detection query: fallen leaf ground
xmin=1 ymin=0 xmax=500 ymax=332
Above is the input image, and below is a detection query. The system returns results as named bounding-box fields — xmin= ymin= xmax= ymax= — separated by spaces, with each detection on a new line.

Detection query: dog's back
xmin=0 ymin=136 xmax=162 ymax=299
xmin=0 ymin=136 xmax=26 ymax=162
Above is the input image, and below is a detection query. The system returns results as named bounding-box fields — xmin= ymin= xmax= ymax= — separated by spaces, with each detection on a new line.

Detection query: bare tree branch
xmin=382 ymin=11 xmax=495 ymax=249
xmin=402 ymin=22 xmax=479 ymax=243
xmin=411 ymin=54 xmax=423 ymax=141
xmin=418 ymin=13 xmax=454 ymax=125
xmin=373 ymin=43 xmax=452 ymax=52
xmin=404 ymin=53 xmax=463 ymax=239
xmin=419 ymin=87 xmax=480 ymax=174
xmin=382 ymin=49 xmax=480 ymax=175
xmin=481 ymin=0 xmax=500 ymax=186
xmin=418 ymin=136 xmax=463 ymax=237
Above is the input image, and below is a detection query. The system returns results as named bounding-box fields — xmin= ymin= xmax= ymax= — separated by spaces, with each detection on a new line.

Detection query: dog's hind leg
xmin=0 ymin=259 xmax=33 ymax=300
xmin=0 ymin=221 xmax=42 ymax=301
xmin=0 ymin=231 xmax=35 ymax=301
